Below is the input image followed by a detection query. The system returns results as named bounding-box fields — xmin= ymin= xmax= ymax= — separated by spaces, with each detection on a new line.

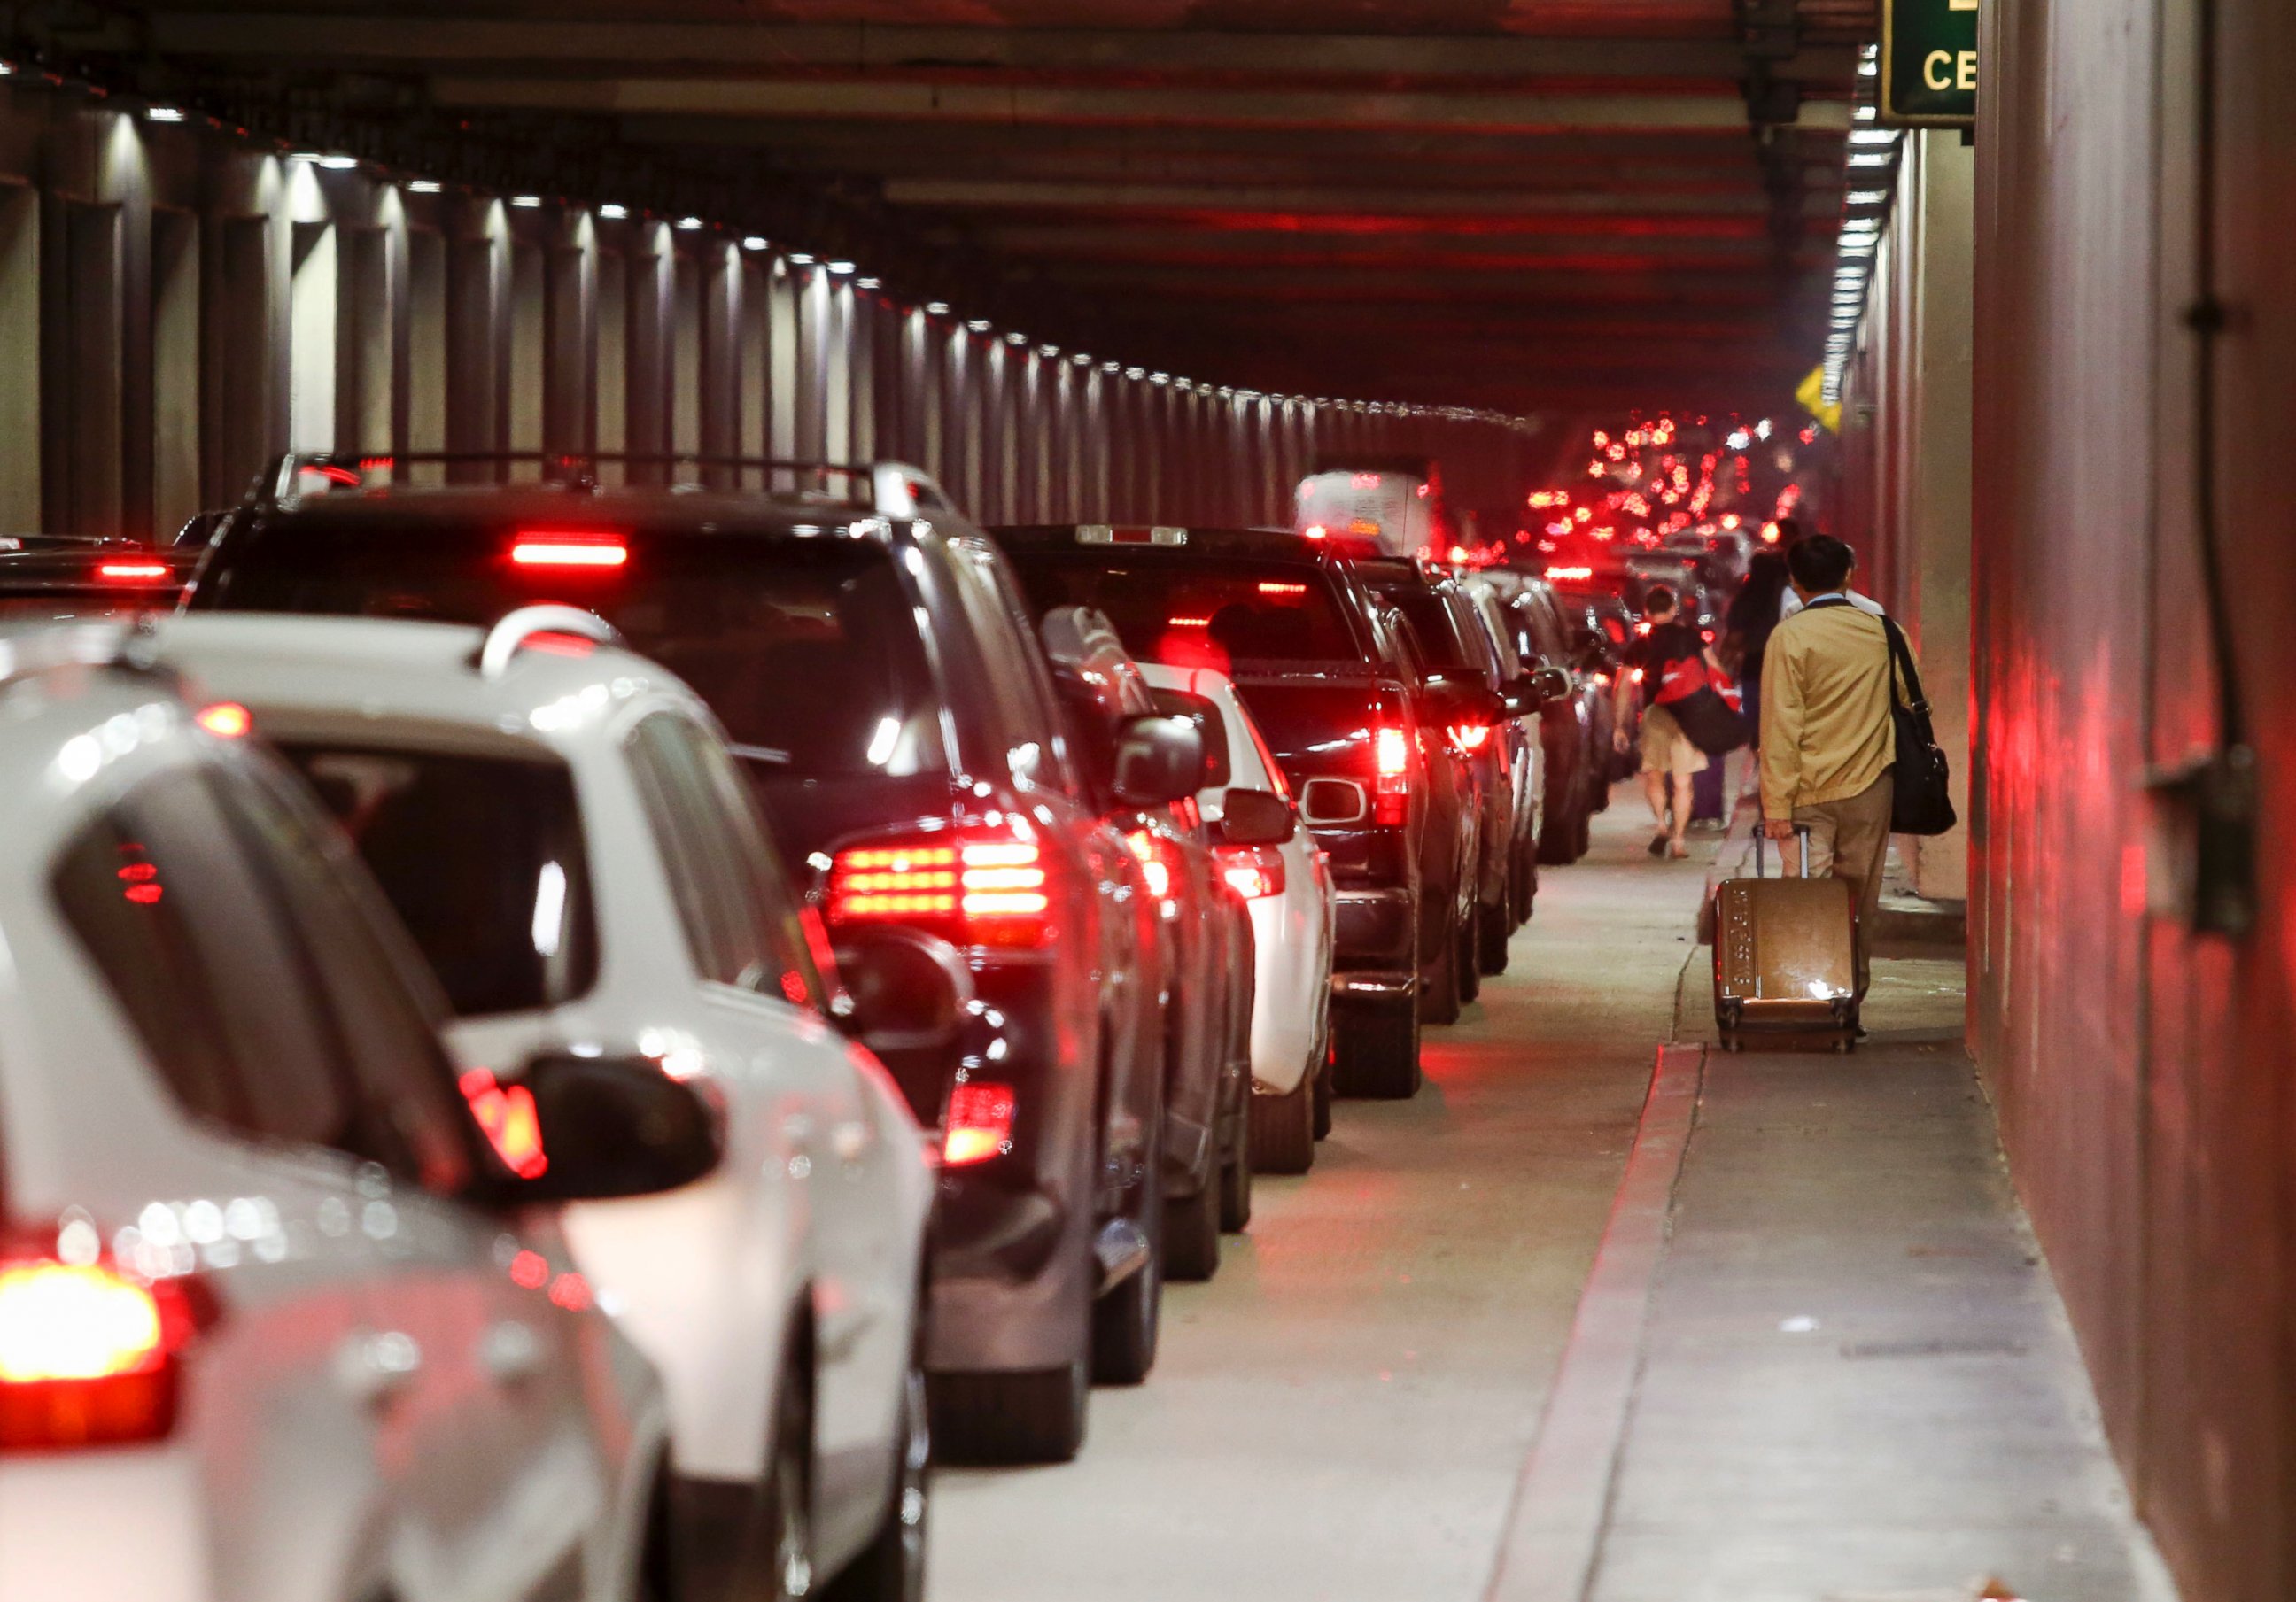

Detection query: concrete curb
xmin=1484 ymin=1042 xmax=1705 ymax=1602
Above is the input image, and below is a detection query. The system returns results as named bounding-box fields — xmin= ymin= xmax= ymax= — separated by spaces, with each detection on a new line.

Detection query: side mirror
xmin=1420 ymin=670 xmax=1504 ymax=727
xmin=1503 ymin=666 xmax=1574 ymax=714
xmin=1112 ymin=713 xmax=1206 ymax=806
xmin=1151 ymin=687 xmax=1232 ymax=788
xmin=509 ymin=1053 xmax=722 ymax=1203
xmin=1219 ymin=787 xmax=1296 ymax=847
xmin=834 ymin=926 xmax=975 ymax=1055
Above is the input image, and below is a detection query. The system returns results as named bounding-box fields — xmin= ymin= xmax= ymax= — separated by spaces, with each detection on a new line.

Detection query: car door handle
xmin=479 ymin=1320 xmax=547 ymax=1387
xmin=335 ymin=1329 xmax=423 ymax=1407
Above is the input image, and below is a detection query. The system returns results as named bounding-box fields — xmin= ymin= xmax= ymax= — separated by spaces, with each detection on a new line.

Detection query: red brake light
xmin=1123 ymin=829 xmax=1185 ymax=903
xmin=1214 ymin=845 xmax=1285 ymax=901
xmin=460 ymin=1068 xmax=547 ymax=1180
xmin=1591 ymin=672 xmax=1613 ymax=688
xmin=194 ymin=701 xmax=252 ymax=739
xmin=0 ymin=1257 xmax=198 ymax=1450
xmin=1371 ymin=724 xmax=1410 ymax=826
xmin=1545 ymin=566 xmax=1594 ymax=582
xmin=97 ymin=561 xmax=171 ymax=582
xmin=943 ymin=1082 xmax=1016 ymax=1166
xmin=511 ymin=536 xmax=628 ymax=569
xmin=828 ymin=824 xmax=1055 ymax=948
xmin=1448 ymin=723 xmax=1493 ymax=753
xmin=1701 ymin=629 xmax=1716 ymax=644
xmin=1257 ymin=582 xmax=1307 ymax=597
xmin=1635 ymin=620 xmax=1653 ymax=636
xmin=1301 ymin=524 xmax=1328 ymax=540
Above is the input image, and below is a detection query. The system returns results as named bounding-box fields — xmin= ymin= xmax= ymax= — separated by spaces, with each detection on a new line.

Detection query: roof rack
xmin=251 ymin=453 xmax=961 ymax=522
xmin=477 ymin=606 xmax=624 ymax=681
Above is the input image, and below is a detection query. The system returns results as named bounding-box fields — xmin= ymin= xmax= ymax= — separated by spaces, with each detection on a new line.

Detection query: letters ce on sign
xmin=1881 ymin=0 xmax=1980 ymax=127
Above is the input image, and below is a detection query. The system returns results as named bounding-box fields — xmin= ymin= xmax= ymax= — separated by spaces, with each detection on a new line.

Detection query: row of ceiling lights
xmin=0 ymin=58 xmax=1534 ymax=434
xmin=1824 ymin=44 xmax=1900 ymax=401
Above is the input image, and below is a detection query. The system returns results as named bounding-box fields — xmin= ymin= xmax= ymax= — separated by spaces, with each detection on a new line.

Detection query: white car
xmin=0 ymin=623 xmax=710 ymax=1602
xmin=148 ymin=610 xmax=941 ymax=1602
xmin=1142 ymin=662 xmax=1336 ymax=1173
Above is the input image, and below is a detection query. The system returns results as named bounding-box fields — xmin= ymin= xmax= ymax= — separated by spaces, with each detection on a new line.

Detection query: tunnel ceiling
xmin=78 ymin=0 xmax=1875 ymax=419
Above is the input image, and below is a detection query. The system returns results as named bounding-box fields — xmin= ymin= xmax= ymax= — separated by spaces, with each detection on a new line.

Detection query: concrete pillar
xmin=1897 ymin=131 xmax=1975 ymax=902
xmin=671 ymin=252 xmax=702 ymax=463
xmin=149 ymin=205 xmax=198 ymax=535
xmin=0 ymin=185 xmax=37 ymax=532
xmin=591 ymin=237 xmax=625 ymax=480
xmin=738 ymin=257 xmax=770 ymax=485
xmin=542 ymin=219 xmax=595 ymax=460
xmin=698 ymin=243 xmax=738 ymax=485
xmin=506 ymin=236 xmax=545 ymax=477
xmin=767 ymin=261 xmax=798 ymax=488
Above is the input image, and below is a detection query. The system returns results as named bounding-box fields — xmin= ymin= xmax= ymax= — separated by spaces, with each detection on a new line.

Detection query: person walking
xmin=1720 ymin=548 xmax=1791 ymax=809
xmin=1613 ymin=584 xmax=1721 ymax=860
xmin=1758 ymin=534 xmax=1906 ymax=1004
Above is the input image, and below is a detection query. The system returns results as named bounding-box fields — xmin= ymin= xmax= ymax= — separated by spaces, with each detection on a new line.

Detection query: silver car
xmin=0 ymin=625 xmax=714 ymax=1602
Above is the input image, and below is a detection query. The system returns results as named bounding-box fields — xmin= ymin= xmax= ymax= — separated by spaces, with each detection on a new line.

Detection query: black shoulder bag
xmin=1805 ymin=598 xmax=1957 ymax=836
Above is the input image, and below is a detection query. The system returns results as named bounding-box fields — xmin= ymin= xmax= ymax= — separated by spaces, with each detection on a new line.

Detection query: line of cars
xmin=0 ymin=453 xmax=1612 ymax=1602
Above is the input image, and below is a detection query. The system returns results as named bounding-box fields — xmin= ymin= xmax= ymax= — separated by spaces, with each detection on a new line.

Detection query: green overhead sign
xmin=1881 ymin=0 xmax=1980 ymax=127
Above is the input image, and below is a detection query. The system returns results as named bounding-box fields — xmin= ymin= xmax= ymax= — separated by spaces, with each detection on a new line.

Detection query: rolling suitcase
xmin=1712 ymin=824 xmax=1859 ymax=1053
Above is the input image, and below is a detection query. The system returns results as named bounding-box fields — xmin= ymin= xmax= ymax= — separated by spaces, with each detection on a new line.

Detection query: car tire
xmin=1420 ymin=911 xmax=1462 ymax=1025
xmin=1249 ymin=1075 xmax=1315 ymax=1175
xmin=1092 ymin=1133 xmax=1163 ymax=1384
xmin=927 ymin=1361 xmax=1086 ymax=1466
xmin=1455 ymin=904 xmax=1482 ymax=1005
xmin=1573 ymin=796 xmax=1594 ymax=858
xmin=1312 ymin=1049 xmax=1334 ymax=1139
xmin=1538 ymin=796 xmax=1580 ymax=864
xmin=1219 ymin=1114 xmax=1253 ymax=1231
xmin=1162 ymin=1178 xmax=1221 ymax=1282
xmin=818 ymin=1351 xmax=927 ymax=1602
xmin=749 ymin=1339 xmax=815 ymax=1602
xmin=1478 ymin=889 xmax=1512 ymax=976
xmin=1331 ymin=996 xmax=1422 ymax=1099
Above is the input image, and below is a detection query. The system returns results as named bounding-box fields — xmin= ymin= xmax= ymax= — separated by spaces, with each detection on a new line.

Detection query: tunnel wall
xmin=0 ymin=75 xmax=1541 ymax=541
xmin=1974 ymin=1 xmax=2294 ymax=1598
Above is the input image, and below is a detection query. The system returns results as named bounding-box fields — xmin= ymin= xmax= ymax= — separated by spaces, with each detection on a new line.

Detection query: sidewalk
xmin=1492 ymin=807 xmax=2176 ymax=1602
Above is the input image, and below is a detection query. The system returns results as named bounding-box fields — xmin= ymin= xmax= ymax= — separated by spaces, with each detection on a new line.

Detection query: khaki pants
xmin=1791 ymin=770 xmax=1894 ymax=1001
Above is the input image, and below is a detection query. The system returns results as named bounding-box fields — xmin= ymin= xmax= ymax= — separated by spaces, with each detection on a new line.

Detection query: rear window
xmin=1001 ymin=553 xmax=1365 ymax=672
xmin=278 ymin=744 xmax=598 ymax=1018
xmin=202 ymin=526 xmax=948 ymax=779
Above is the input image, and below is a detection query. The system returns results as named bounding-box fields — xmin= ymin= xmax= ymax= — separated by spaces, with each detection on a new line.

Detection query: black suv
xmin=186 ymin=453 xmax=1199 ymax=1463
xmin=988 ymin=524 xmax=1501 ymax=1098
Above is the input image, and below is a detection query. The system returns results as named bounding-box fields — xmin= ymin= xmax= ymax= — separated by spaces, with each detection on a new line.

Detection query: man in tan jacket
xmin=1758 ymin=534 xmax=1902 ymax=1002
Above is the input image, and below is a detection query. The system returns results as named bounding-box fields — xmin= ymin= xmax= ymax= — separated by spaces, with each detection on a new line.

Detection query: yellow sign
xmin=1796 ymin=366 xmax=1842 ymax=435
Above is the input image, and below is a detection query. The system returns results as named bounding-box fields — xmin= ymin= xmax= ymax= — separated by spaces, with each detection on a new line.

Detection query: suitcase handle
xmin=1753 ymin=824 xmax=1815 ymax=879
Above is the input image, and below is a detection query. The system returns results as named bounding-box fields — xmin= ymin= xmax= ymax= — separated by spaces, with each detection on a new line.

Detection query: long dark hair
xmin=1729 ymin=551 xmax=1790 ymax=635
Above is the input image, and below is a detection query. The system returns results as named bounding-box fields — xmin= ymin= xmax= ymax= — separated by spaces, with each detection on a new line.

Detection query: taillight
xmin=96 ymin=561 xmax=171 ymax=583
xmin=943 ymin=1082 xmax=1016 ymax=1166
xmin=1214 ymin=845 xmax=1285 ymax=901
xmin=828 ymin=823 xmax=1056 ymax=949
xmin=194 ymin=701 xmax=252 ymax=739
xmin=1448 ymin=723 xmax=1493 ymax=753
xmin=1123 ymin=829 xmax=1185 ymax=903
xmin=0 ymin=1257 xmax=198 ymax=1451
xmin=510 ymin=535 xmax=628 ymax=569
xmin=1372 ymin=724 xmax=1410 ymax=826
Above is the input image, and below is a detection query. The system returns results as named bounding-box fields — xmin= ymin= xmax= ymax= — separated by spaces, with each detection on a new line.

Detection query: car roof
xmin=144 ymin=613 xmax=715 ymax=757
xmin=988 ymin=523 xmax=1338 ymax=564
xmin=0 ymin=628 xmax=212 ymax=871
xmin=234 ymin=484 xmax=899 ymax=538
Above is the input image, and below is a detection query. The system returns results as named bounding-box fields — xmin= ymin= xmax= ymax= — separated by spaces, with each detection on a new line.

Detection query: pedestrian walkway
xmin=1493 ymin=801 xmax=2177 ymax=1602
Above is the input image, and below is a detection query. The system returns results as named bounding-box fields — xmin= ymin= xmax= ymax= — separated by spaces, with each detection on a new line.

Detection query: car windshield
xmin=206 ymin=527 xmax=949 ymax=778
xmin=277 ymin=744 xmax=599 ymax=1018
xmin=1002 ymin=553 xmax=1364 ymax=672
